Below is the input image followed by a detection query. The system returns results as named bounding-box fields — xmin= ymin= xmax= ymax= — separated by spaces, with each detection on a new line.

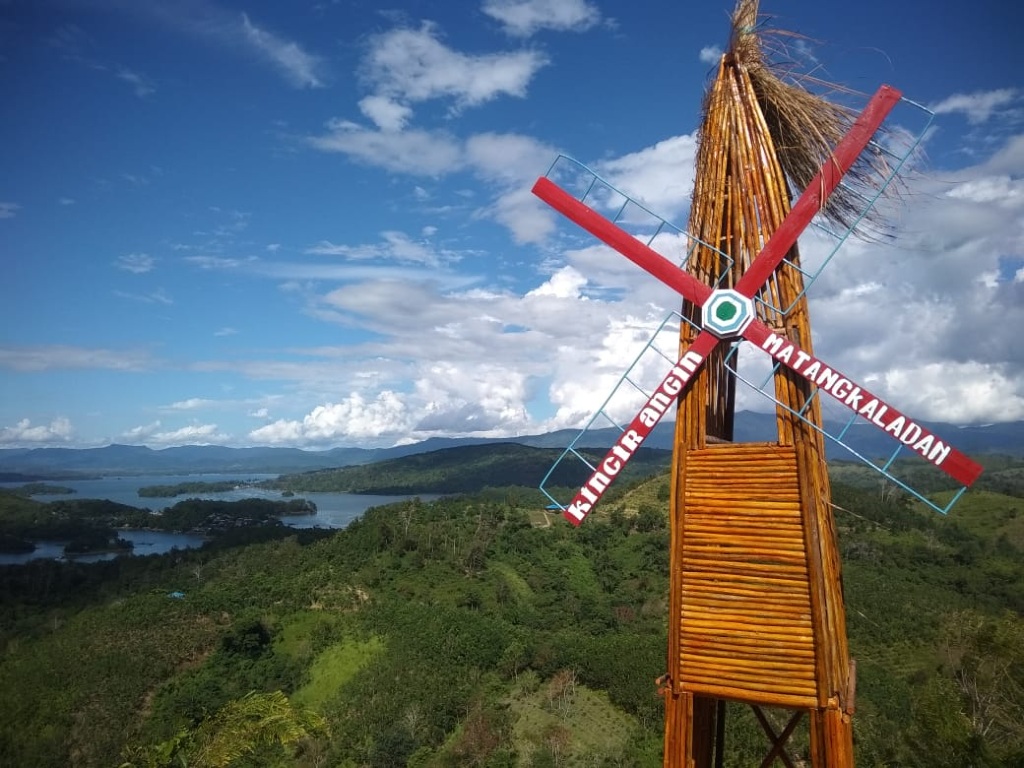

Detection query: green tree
xmin=122 ymin=691 xmax=326 ymax=768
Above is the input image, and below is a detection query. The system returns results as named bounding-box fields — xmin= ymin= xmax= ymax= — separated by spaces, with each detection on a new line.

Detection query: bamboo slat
xmin=682 ymin=681 xmax=818 ymax=711
xmin=674 ymin=444 xmax=819 ymax=705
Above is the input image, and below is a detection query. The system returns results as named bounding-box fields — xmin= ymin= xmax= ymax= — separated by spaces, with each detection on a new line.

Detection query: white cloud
xmin=163 ymin=398 xmax=214 ymax=411
xmin=121 ymin=420 xmax=229 ymax=446
xmin=239 ymin=13 xmax=324 ymax=88
xmin=465 ymin=132 xmax=551 ymax=183
xmin=306 ymin=231 xmax=458 ymax=267
xmin=0 ymin=202 xmax=20 ymax=219
xmin=362 ymin=22 xmax=548 ymax=110
xmin=945 ymin=175 xmax=1023 ymax=207
xmin=526 ymin=265 xmax=588 ymax=299
xmin=116 ymin=67 xmax=155 ymax=97
xmin=185 ymin=255 xmax=257 ymax=270
xmin=113 ymin=289 xmax=173 ymax=305
xmin=308 ymin=121 xmax=463 ymax=176
xmin=482 ymin=0 xmax=602 ymax=37
xmin=0 ymin=345 xmax=154 ymax=372
xmin=411 ymin=363 xmax=531 ymax=433
xmin=789 ymin=144 xmax=1024 ymax=426
xmin=0 ymin=418 xmax=74 ymax=446
xmin=882 ymin=363 xmax=1024 ymax=422
xmin=464 ymin=132 xmax=558 ymax=243
xmin=595 ymin=134 xmax=699 ymax=223
xmin=116 ymin=252 xmax=157 ymax=273
xmin=699 ymin=45 xmax=722 ymax=65
xmin=358 ymin=95 xmax=413 ymax=131
xmin=486 ymin=184 xmax=558 ymax=244
xmin=930 ymin=88 xmax=1019 ymax=124
xmin=250 ymin=391 xmax=411 ymax=444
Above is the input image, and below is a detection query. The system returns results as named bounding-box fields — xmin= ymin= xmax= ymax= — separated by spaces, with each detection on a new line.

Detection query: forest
xmin=0 ymin=451 xmax=1022 ymax=767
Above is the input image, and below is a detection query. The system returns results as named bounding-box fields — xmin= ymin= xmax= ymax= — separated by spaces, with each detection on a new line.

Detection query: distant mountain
xmin=0 ymin=444 xmax=375 ymax=478
xmin=0 ymin=412 xmax=1020 ymax=478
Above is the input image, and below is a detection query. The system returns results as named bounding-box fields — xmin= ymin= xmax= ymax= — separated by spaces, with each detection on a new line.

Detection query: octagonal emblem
xmin=702 ymin=289 xmax=755 ymax=338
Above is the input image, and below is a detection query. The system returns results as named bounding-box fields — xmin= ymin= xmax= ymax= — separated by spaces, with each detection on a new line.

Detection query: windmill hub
xmin=702 ymin=289 xmax=755 ymax=338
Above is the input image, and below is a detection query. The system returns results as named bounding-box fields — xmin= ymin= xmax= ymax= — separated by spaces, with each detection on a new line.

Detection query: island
xmin=8 ymin=483 xmax=77 ymax=496
xmin=137 ymin=480 xmax=253 ymax=498
xmin=0 ymin=492 xmax=317 ymax=557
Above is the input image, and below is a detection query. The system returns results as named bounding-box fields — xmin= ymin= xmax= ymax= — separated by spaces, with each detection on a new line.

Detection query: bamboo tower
xmin=662 ymin=3 xmax=891 ymax=765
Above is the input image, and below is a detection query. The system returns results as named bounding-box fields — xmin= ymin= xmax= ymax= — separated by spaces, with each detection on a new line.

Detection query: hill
xmin=265 ymin=442 xmax=672 ymax=495
xmin=0 ymin=457 xmax=1021 ymax=766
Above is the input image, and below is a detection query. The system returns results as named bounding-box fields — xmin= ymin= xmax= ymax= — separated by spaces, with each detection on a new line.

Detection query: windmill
xmin=533 ymin=2 xmax=983 ymax=766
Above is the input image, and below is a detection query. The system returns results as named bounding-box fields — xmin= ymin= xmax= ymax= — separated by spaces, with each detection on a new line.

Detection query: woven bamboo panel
xmin=677 ymin=441 xmax=817 ymax=708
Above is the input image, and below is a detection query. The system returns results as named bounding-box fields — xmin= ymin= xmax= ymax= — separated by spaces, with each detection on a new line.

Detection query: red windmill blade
xmin=534 ymin=85 xmax=983 ymax=526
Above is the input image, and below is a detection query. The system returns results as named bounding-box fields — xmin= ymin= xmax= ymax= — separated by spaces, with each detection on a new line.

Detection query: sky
xmin=1 ymin=0 xmax=1022 ymax=450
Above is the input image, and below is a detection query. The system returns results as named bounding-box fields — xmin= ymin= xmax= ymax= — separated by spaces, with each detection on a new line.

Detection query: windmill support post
xmin=531 ymin=2 xmax=982 ymax=765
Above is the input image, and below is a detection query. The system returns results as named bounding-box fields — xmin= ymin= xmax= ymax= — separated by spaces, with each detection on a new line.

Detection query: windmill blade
xmin=741 ymin=322 xmax=984 ymax=487
xmin=534 ymin=86 xmax=972 ymax=520
xmin=532 ymin=176 xmax=714 ymax=306
xmin=532 ymin=85 xmax=904 ymax=312
xmin=556 ymin=331 xmax=721 ymax=526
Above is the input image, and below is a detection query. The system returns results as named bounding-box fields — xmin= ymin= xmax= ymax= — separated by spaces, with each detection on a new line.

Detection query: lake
xmin=0 ymin=473 xmax=435 ymax=565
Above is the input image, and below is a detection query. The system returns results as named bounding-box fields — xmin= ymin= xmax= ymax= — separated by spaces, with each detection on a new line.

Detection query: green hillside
xmin=0 ymin=455 xmax=1021 ymax=767
xmin=266 ymin=442 xmax=672 ymax=495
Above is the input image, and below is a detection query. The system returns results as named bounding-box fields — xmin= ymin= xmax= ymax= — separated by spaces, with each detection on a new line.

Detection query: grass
xmin=938 ymin=490 xmax=1024 ymax=547
xmin=291 ymin=634 xmax=382 ymax=710
xmin=488 ymin=561 xmax=534 ymax=603
xmin=505 ymin=671 xmax=655 ymax=765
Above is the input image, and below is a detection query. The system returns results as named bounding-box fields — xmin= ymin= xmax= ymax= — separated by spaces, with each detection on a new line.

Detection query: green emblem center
xmin=715 ymin=301 xmax=738 ymax=322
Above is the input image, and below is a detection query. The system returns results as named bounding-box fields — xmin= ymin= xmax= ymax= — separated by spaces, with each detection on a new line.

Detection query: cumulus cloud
xmin=930 ymin=88 xmax=1019 ymax=124
xmin=121 ymin=420 xmax=229 ymax=446
xmin=412 ymin=363 xmax=531 ymax=434
xmin=482 ymin=0 xmax=602 ymax=37
xmin=249 ymin=391 xmax=411 ymax=445
xmin=526 ymin=265 xmax=588 ymax=299
xmin=465 ymin=132 xmax=558 ymax=243
xmin=790 ymin=142 xmax=1024 ymax=425
xmin=358 ymin=95 xmax=414 ymax=132
xmin=362 ymin=22 xmax=548 ymax=110
xmin=594 ymin=134 xmax=699 ymax=224
xmin=0 ymin=418 xmax=74 ymax=446
xmin=699 ymin=45 xmax=722 ymax=65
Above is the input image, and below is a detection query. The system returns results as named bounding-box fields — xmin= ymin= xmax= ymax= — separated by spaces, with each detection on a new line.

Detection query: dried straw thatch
xmin=714 ymin=0 xmax=899 ymax=239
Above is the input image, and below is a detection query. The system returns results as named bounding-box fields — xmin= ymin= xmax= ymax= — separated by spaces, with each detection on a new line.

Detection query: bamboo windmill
xmin=535 ymin=2 xmax=983 ymax=766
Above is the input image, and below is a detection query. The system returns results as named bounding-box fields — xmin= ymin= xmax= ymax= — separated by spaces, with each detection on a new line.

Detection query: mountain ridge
xmin=0 ymin=411 xmax=1020 ymax=478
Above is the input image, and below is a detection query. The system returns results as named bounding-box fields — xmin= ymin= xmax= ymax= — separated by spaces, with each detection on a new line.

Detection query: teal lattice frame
xmin=721 ymin=342 xmax=969 ymax=515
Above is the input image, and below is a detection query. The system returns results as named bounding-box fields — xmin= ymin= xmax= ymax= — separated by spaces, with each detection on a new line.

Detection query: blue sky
xmin=1 ymin=0 xmax=1021 ymax=449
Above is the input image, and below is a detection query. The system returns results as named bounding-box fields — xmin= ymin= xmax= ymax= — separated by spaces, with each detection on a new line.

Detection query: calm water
xmin=0 ymin=473 xmax=434 ymax=565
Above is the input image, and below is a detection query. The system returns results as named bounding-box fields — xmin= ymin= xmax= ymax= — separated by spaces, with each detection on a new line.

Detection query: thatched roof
xmin=712 ymin=0 xmax=900 ymax=237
